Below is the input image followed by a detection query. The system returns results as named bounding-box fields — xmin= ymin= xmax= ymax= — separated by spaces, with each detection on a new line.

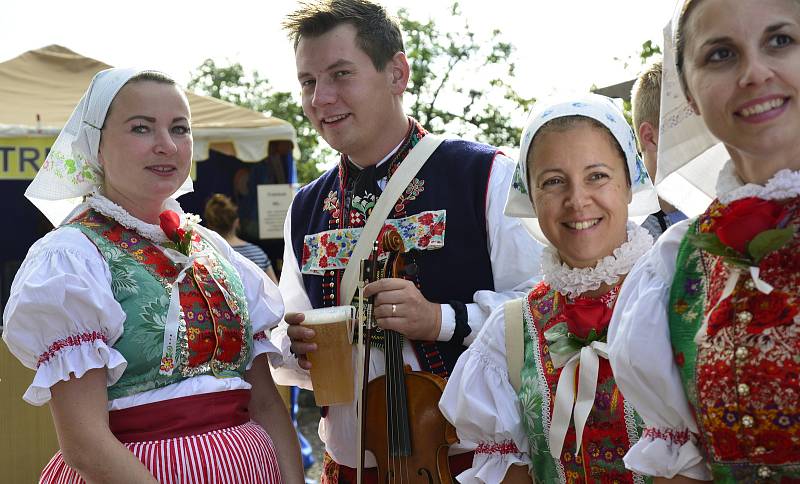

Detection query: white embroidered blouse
xmin=2 ymin=193 xmax=284 ymax=409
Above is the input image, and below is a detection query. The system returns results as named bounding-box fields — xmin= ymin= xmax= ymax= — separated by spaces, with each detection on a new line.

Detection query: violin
xmin=357 ymin=229 xmax=458 ymax=484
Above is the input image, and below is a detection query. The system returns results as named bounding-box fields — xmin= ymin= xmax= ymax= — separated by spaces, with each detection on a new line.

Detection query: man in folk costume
xmin=269 ymin=0 xmax=543 ymax=482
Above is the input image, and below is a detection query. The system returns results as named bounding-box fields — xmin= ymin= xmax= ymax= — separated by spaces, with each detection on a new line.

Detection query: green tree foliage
xmin=188 ymin=2 xmax=534 ymax=183
xmin=187 ymin=59 xmax=325 ymax=184
xmin=620 ymin=40 xmax=664 ymax=124
xmin=639 ymin=40 xmax=662 ymax=64
xmin=400 ymin=2 xmax=534 ymax=148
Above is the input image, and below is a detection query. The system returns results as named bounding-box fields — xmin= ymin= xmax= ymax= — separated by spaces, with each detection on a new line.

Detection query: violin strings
xmin=398 ymin=331 xmax=410 ymax=484
xmin=388 ymin=328 xmax=397 ymax=482
xmin=393 ymin=329 xmax=411 ymax=484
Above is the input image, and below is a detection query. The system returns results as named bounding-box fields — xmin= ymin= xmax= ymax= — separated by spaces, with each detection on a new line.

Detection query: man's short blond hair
xmin=631 ymin=60 xmax=662 ymax=150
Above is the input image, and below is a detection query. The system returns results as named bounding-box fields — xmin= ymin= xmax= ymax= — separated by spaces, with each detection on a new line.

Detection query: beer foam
xmin=301 ymin=306 xmax=354 ymax=325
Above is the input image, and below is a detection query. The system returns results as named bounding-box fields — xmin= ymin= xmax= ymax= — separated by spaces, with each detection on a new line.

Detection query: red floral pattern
xmin=475 ymin=440 xmax=521 ymax=455
xmin=37 ymin=331 xmax=108 ymax=367
xmin=301 ymin=210 xmax=446 ymax=275
xmin=73 ymin=210 xmax=248 ymax=378
xmin=523 ymin=284 xmax=643 ymax=482
xmin=671 ymin=196 xmax=800 ymax=477
xmin=642 ymin=427 xmax=691 ymax=446
xmin=747 ymin=291 xmax=798 ymax=334
xmin=707 ymin=297 xmax=734 ymax=337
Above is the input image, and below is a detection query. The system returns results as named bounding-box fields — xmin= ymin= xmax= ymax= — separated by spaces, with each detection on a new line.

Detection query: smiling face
xmin=528 ymin=121 xmax=632 ymax=269
xmin=295 ymin=23 xmax=409 ymax=166
xmin=682 ymin=0 xmax=800 ymax=183
xmin=99 ymin=80 xmax=192 ymax=219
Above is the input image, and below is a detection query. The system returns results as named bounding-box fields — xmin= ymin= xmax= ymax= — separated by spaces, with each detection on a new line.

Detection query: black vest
xmin=290 ymin=139 xmax=497 ymax=377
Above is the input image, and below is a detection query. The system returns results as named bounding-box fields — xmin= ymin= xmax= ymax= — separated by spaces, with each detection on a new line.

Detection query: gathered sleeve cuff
xmin=200 ymin=227 xmax=286 ymax=369
xmin=608 ymin=220 xmax=711 ymax=480
xmin=440 ymin=308 xmax=530 ymax=483
xmin=2 ymin=228 xmax=127 ymax=406
xmin=625 ymin=427 xmax=710 ymax=480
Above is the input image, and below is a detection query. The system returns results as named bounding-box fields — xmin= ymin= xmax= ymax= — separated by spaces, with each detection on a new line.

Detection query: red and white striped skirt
xmin=40 ymin=390 xmax=283 ymax=483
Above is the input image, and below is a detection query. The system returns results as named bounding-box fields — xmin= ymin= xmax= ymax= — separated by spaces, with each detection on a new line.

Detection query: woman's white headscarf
xmin=504 ymin=93 xmax=660 ymax=244
xmin=654 ymin=0 xmax=729 ymax=216
xmin=25 ymin=67 xmax=193 ymax=226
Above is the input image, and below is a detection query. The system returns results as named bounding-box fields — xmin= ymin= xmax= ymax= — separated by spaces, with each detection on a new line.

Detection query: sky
xmin=2 ymin=0 xmax=677 ymax=103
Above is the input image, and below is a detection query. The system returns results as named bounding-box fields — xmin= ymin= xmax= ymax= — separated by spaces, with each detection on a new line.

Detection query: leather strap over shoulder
xmin=339 ymin=134 xmax=445 ymax=305
xmin=504 ymin=297 xmax=525 ymax=393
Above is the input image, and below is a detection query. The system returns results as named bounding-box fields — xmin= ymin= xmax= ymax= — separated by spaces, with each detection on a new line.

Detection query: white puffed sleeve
xmin=608 ymin=220 xmax=712 ymax=480
xmin=440 ymin=306 xmax=530 ymax=483
xmin=2 ymin=228 xmax=127 ymax=406
xmin=198 ymin=227 xmax=284 ymax=368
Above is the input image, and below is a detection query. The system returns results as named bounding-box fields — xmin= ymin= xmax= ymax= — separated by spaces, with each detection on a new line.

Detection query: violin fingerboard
xmin=384 ymin=329 xmax=412 ymax=456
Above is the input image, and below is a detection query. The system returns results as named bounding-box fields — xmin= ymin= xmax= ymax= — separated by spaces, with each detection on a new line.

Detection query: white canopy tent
xmin=0 ymin=44 xmax=298 ymax=163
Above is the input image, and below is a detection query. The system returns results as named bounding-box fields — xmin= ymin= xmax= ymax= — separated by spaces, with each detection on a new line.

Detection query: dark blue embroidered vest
xmin=290 ymin=139 xmax=496 ymax=377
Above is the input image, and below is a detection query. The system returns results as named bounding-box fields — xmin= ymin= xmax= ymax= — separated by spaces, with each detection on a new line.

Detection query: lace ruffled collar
xmin=541 ymin=222 xmax=653 ymax=299
xmin=716 ymin=160 xmax=800 ymax=204
xmin=85 ymin=190 xmax=185 ymax=244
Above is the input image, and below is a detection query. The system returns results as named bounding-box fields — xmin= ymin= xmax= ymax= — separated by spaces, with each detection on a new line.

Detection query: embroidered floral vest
xmin=669 ymin=197 xmax=800 ymax=482
xmin=517 ymin=282 xmax=647 ymax=484
xmin=289 ymin=132 xmax=497 ymax=379
xmin=66 ymin=209 xmax=252 ymax=400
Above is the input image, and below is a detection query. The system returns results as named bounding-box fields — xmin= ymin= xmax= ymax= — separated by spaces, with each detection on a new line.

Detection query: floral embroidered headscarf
xmin=25 ymin=67 xmax=193 ymax=226
xmin=504 ymin=93 xmax=659 ymax=243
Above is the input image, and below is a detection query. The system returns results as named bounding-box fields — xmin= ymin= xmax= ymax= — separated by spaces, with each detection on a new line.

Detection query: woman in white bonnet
xmin=608 ymin=0 xmax=800 ymax=481
xmin=440 ymin=94 xmax=659 ymax=483
xmin=2 ymin=68 xmax=303 ymax=483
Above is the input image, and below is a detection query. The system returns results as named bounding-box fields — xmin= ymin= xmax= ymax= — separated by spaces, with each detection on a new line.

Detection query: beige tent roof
xmin=0 ymin=45 xmax=297 ymax=161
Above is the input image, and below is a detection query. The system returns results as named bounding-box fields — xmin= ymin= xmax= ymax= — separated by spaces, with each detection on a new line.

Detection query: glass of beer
xmin=301 ymin=306 xmax=355 ymax=406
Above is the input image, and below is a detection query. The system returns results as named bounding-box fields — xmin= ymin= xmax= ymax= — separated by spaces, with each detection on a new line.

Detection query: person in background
xmin=441 ymin=94 xmax=658 ymax=483
xmin=3 ymin=68 xmax=303 ymax=483
xmin=269 ymin=0 xmax=543 ymax=482
xmin=204 ymin=193 xmax=279 ymax=284
xmin=609 ymin=0 xmax=800 ymax=481
xmin=631 ymin=60 xmax=688 ymax=239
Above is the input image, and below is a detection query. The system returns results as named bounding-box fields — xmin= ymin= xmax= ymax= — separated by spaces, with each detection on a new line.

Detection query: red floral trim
xmin=37 ymin=331 xmax=108 ymax=368
xmin=475 ymin=440 xmax=521 ymax=455
xmin=253 ymin=331 xmax=267 ymax=342
xmin=642 ymin=427 xmax=691 ymax=446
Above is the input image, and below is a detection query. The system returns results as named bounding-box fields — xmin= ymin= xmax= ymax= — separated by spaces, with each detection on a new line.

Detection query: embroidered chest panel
xmin=323 ymin=124 xmax=427 ymax=229
xmin=321 ymin=176 xmax=426 ymax=229
xmin=518 ymin=282 xmax=645 ymax=484
xmin=669 ymin=197 xmax=800 ymax=480
xmin=68 ymin=210 xmax=251 ymax=400
xmin=301 ymin=210 xmax=446 ymax=276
